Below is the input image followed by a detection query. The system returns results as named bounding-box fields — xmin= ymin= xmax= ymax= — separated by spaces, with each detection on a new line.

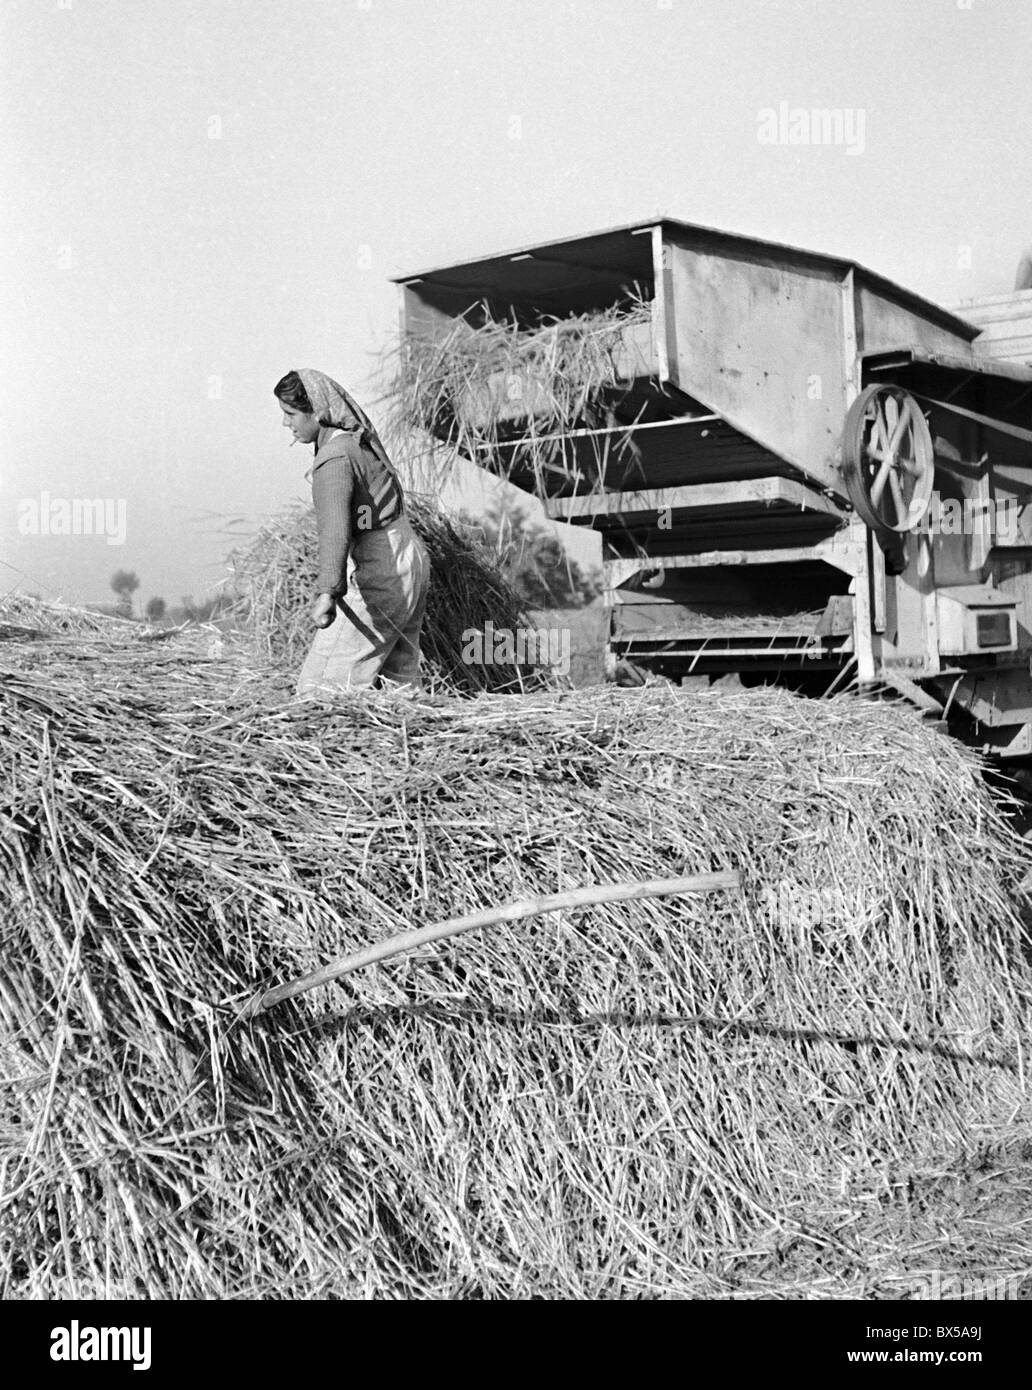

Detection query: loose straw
xmin=245 ymin=870 xmax=742 ymax=1017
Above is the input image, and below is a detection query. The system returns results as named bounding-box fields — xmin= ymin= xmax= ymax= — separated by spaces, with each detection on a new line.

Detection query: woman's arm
xmin=311 ymin=454 xmax=355 ymax=598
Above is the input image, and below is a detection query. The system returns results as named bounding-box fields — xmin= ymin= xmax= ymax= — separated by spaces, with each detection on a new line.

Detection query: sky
xmin=1 ymin=0 xmax=1029 ymax=610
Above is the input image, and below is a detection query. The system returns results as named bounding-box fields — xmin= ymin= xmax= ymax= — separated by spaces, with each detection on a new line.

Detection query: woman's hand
xmin=311 ymin=593 xmax=337 ymax=629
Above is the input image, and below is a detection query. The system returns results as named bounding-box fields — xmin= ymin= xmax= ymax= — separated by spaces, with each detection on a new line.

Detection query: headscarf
xmin=296 ymin=368 xmax=393 ymax=468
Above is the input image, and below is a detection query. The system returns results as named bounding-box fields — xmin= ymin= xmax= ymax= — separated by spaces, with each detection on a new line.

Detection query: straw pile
xmin=0 ymin=594 xmax=145 ymax=640
xmin=387 ymin=297 xmax=653 ymax=488
xmin=230 ymin=496 xmax=550 ymax=693
xmin=626 ymin=606 xmax=828 ymax=636
xmin=3 ymin=614 xmax=1031 ymax=1299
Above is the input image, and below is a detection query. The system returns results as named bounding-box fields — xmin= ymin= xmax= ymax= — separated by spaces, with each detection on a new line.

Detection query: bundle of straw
xmin=2 ymin=624 xmax=1031 ymax=1299
xmin=229 ymin=496 xmax=553 ymax=693
xmin=386 ymin=297 xmax=653 ymax=490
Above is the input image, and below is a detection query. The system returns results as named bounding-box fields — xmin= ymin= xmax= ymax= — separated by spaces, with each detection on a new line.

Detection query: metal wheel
xmin=842 ymin=385 xmax=934 ymax=533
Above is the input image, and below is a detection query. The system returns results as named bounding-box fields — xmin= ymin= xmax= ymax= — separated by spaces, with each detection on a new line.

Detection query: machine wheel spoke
xmin=869 ymin=454 xmax=893 ymax=507
xmin=887 ymin=467 xmax=907 ymax=526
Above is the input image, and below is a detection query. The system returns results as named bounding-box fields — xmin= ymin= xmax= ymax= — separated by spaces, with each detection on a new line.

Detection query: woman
xmin=274 ymin=368 xmax=430 ymax=696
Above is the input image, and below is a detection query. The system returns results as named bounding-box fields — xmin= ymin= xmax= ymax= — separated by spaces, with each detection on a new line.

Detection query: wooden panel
xmin=602 ymin=535 xmax=862 ymax=582
xmin=950 ymin=291 xmax=1032 ymax=365
xmin=545 ymin=476 xmax=846 ymax=523
xmin=612 ymin=643 xmax=847 ymax=666
xmin=979 ymin=332 xmax=1032 ymax=362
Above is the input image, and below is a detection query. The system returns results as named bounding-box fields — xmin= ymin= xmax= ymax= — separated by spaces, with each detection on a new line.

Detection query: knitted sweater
xmin=311 ymin=428 xmax=404 ymax=597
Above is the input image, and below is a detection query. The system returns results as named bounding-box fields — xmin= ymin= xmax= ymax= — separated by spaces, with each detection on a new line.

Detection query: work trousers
xmin=295 ymin=514 xmax=430 ymax=697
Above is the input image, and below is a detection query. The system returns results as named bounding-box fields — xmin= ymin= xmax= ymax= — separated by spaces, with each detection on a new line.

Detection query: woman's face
xmin=279 ymin=401 xmax=321 ymax=445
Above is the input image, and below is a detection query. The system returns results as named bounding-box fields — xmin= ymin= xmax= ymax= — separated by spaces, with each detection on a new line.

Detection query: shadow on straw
xmin=272 ymin=1000 xmax=1017 ymax=1071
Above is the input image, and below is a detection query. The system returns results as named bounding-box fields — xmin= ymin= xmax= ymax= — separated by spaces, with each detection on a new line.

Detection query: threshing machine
xmin=394 ymin=218 xmax=1032 ymax=756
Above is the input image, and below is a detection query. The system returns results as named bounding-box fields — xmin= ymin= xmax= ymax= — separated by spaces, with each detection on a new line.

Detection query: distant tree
xmin=145 ymin=596 xmax=167 ymax=622
xmin=462 ymin=503 xmax=601 ymax=609
xmin=179 ymin=594 xmax=222 ymax=623
xmin=110 ymin=569 xmax=140 ymax=618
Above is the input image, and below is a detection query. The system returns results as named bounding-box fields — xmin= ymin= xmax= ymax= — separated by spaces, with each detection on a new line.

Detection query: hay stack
xmin=2 ymin=625 xmax=1031 ymax=1299
xmin=230 ymin=496 xmax=550 ymax=693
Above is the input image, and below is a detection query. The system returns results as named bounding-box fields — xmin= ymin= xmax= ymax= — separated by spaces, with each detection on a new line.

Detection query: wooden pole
xmin=243 ymin=870 xmax=741 ymax=1018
